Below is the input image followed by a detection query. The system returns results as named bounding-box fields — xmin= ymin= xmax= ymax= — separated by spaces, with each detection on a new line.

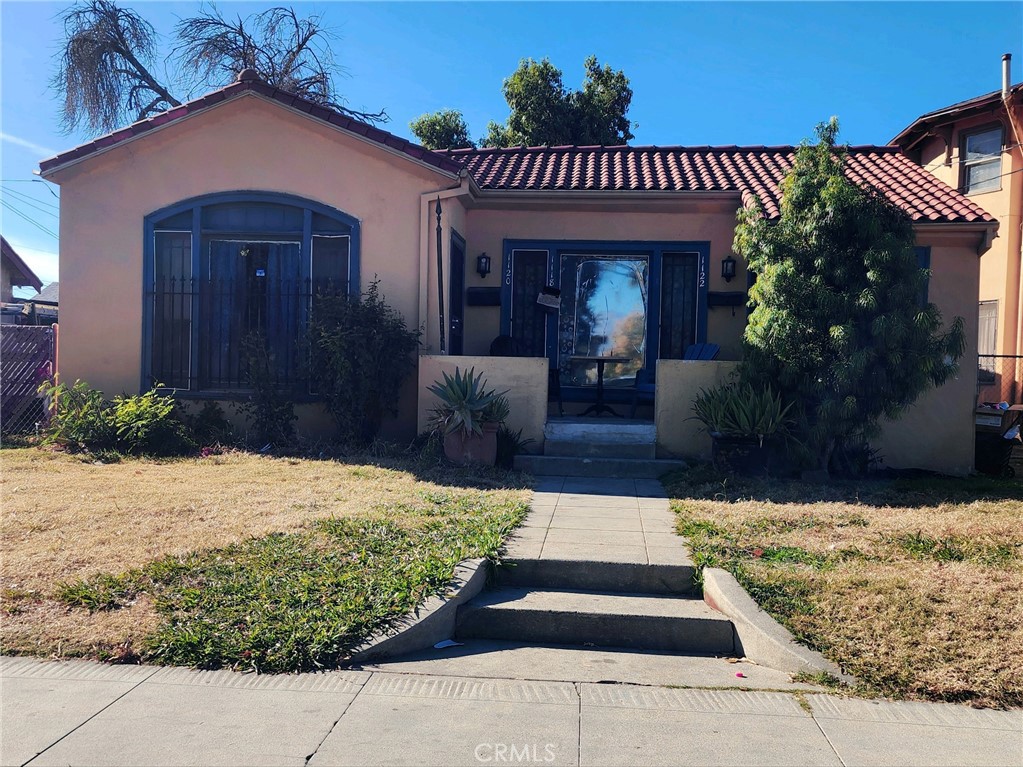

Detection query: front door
xmin=449 ymin=232 xmax=466 ymax=355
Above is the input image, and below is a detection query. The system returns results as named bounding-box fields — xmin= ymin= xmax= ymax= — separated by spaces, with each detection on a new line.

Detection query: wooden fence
xmin=1 ymin=324 xmax=56 ymax=436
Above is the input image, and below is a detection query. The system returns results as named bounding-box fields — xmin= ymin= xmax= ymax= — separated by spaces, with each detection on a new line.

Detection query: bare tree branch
xmin=53 ymin=0 xmax=181 ymax=134
xmin=53 ymin=0 xmax=387 ymax=136
xmin=172 ymin=4 xmax=387 ymax=123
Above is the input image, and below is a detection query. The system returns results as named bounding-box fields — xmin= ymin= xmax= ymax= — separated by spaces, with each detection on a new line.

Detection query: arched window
xmin=143 ymin=192 xmax=360 ymax=393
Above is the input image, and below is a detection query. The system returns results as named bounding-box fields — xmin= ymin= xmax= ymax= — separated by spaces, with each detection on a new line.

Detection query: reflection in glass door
xmin=558 ymin=254 xmax=649 ymax=387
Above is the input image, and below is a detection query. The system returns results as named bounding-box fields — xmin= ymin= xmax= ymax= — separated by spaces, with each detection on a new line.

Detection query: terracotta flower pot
xmin=442 ymin=423 xmax=499 ymax=466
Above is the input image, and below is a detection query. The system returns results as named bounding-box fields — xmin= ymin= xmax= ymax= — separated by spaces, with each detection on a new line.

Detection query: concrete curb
xmin=349 ymin=558 xmax=491 ymax=663
xmin=702 ymin=567 xmax=855 ymax=684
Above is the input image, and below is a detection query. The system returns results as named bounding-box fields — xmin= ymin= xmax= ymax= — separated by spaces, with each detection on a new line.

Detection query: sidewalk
xmin=2 ymin=655 xmax=1019 ymax=766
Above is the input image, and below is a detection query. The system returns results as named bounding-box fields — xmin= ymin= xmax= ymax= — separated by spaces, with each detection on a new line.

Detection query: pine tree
xmin=735 ymin=118 xmax=965 ymax=472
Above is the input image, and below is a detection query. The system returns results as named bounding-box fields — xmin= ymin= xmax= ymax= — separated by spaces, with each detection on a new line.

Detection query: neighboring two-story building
xmin=893 ymin=54 xmax=1023 ymax=404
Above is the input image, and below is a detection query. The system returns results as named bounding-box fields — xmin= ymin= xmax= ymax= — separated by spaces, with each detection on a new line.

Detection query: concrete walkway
xmin=506 ymin=476 xmax=686 ymax=565
xmin=3 ymin=477 xmax=1020 ymax=766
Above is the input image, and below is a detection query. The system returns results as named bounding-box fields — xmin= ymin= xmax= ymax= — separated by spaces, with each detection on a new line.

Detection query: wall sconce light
xmin=721 ymin=255 xmax=737 ymax=283
xmin=476 ymin=253 xmax=491 ymax=279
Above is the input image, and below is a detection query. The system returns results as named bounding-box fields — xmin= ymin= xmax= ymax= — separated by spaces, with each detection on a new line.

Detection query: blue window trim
xmin=499 ymin=239 xmax=709 ymax=401
xmin=141 ymin=191 xmax=361 ymax=395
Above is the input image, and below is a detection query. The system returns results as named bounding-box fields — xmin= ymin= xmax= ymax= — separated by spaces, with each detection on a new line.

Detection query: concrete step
xmin=514 ymin=455 xmax=686 ymax=478
xmin=497 ymin=557 xmax=697 ymax=595
xmin=455 ymin=588 xmax=734 ymax=654
xmin=544 ymin=439 xmax=655 ymax=459
xmin=544 ymin=419 xmax=656 ymax=442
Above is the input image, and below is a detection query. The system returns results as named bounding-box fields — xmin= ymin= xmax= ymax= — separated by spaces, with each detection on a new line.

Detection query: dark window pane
xmin=659 ymin=252 xmax=698 ymax=359
xmin=152 ymin=232 xmax=191 ymax=388
xmin=312 ymin=235 xmax=350 ymax=296
xmin=510 ymin=249 xmax=548 ymax=358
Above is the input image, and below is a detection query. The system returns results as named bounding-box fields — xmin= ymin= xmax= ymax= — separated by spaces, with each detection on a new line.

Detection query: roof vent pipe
xmin=1003 ymin=53 xmax=1012 ymax=100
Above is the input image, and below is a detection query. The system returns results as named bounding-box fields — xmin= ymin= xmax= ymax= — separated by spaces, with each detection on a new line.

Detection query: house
xmin=1 ymin=236 xmax=43 ymax=324
xmin=38 ymin=69 xmax=997 ymax=474
xmin=21 ymin=282 xmax=59 ymax=326
xmin=892 ymin=53 xmax=1023 ymax=406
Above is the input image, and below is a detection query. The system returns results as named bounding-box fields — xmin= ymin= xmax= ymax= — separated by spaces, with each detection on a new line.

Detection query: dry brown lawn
xmin=666 ymin=468 xmax=1023 ymax=708
xmin=1 ymin=448 xmax=529 ymax=660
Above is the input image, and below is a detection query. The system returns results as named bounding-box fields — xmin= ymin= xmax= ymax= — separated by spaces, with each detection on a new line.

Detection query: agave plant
xmin=691 ymin=382 xmax=794 ymax=445
xmin=427 ymin=367 xmax=510 ymax=437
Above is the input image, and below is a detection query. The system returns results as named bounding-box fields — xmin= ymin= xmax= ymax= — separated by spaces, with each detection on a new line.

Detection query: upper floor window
xmin=960 ymin=126 xmax=1003 ymax=194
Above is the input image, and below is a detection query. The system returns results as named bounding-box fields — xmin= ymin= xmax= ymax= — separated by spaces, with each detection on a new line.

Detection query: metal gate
xmin=1 ymin=325 xmax=56 ymax=436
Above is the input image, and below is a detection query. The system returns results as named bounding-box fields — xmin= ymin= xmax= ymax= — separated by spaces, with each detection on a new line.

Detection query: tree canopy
xmin=410 ymin=55 xmax=635 ymax=150
xmin=735 ymin=118 xmax=965 ymax=472
xmin=54 ymin=0 xmax=385 ymax=135
xmin=408 ymin=109 xmax=474 ymax=150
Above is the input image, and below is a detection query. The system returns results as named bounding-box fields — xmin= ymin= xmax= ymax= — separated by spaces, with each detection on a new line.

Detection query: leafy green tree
xmin=735 ymin=118 xmax=965 ymax=472
xmin=409 ymin=109 xmax=474 ymax=150
xmin=54 ymin=0 xmax=385 ymax=135
xmin=482 ymin=55 xmax=635 ymax=147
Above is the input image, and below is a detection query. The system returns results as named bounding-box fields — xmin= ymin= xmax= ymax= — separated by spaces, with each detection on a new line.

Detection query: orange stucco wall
xmin=458 ymin=199 xmax=748 ymax=359
xmin=48 ymin=93 xmax=459 ymax=439
xmin=914 ymin=107 xmax=1023 ymax=358
xmin=873 ymin=233 xmax=981 ymax=475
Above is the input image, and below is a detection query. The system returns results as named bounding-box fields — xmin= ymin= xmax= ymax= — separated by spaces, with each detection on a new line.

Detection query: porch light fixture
xmin=721 ymin=255 xmax=737 ymax=283
xmin=476 ymin=253 xmax=491 ymax=279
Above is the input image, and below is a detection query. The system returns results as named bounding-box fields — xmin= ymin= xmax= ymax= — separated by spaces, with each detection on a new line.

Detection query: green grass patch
xmin=56 ymin=494 xmax=526 ymax=673
xmin=889 ymin=531 xmax=1018 ymax=566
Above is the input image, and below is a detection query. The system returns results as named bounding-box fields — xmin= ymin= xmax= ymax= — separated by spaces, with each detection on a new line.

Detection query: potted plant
xmin=691 ymin=382 xmax=794 ymax=475
xmin=427 ymin=367 xmax=510 ymax=466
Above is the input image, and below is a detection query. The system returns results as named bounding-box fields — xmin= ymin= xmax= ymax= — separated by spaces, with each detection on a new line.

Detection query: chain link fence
xmin=978 ymin=355 xmax=1023 ymax=406
xmin=1 ymin=325 xmax=56 ymax=438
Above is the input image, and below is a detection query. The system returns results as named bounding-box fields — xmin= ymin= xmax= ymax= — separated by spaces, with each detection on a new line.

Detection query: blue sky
xmin=2 ymin=1 xmax=1021 ymax=291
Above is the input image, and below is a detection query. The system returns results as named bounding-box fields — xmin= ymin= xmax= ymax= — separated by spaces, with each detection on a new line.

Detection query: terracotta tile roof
xmin=438 ymin=144 xmax=995 ymax=224
xmin=39 ymin=70 xmax=462 ymax=177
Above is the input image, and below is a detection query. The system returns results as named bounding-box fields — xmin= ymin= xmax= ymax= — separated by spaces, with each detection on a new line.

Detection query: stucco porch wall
xmin=655 ymin=360 xmax=741 ymax=459
xmin=417 ymin=355 xmax=548 ymax=449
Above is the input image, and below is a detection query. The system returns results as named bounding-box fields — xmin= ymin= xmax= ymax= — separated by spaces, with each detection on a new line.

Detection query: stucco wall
xmin=914 ymin=109 xmax=1022 ymax=358
xmin=460 ymin=201 xmax=748 ymax=360
xmin=50 ymin=93 xmax=458 ymax=443
xmin=655 ymin=360 xmax=741 ymax=459
xmin=417 ymin=355 xmax=548 ymax=449
xmin=874 ymin=236 xmax=981 ymax=475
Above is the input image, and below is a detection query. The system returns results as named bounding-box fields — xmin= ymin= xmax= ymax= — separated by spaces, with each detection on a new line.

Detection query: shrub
xmin=39 ymin=379 xmax=116 ymax=452
xmin=187 ymin=400 xmax=236 ymax=447
xmin=309 ymin=281 xmax=421 ymax=445
xmin=236 ymin=333 xmax=297 ymax=448
xmin=40 ymin=379 xmax=193 ymax=456
xmin=111 ymin=389 xmax=193 ymax=455
xmin=691 ymin=383 xmax=794 ymax=445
